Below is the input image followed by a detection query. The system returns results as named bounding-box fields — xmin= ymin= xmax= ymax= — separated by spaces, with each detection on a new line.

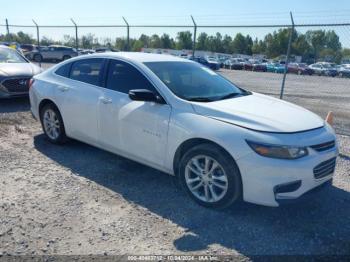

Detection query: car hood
xmin=0 ymin=63 xmax=42 ymax=77
xmin=191 ymin=93 xmax=324 ymax=133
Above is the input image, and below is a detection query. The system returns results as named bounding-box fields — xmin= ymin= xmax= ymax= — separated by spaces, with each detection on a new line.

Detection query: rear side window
xmin=106 ymin=60 xmax=156 ymax=94
xmin=55 ymin=63 xmax=71 ymax=77
xmin=70 ymin=58 xmax=104 ymax=86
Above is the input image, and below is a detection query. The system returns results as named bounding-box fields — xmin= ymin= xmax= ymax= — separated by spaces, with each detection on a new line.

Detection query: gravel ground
xmin=0 ymin=96 xmax=349 ymax=258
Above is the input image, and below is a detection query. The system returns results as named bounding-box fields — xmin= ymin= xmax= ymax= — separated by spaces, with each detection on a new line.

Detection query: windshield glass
xmin=144 ymin=61 xmax=248 ymax=102
xmin=0 ymin=48 xmax=27 ymax=63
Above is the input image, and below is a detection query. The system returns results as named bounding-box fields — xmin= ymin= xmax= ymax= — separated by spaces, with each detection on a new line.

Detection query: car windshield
xmin=144 ymin=61 xmax=248 ymax=102
xmin=0 ymin=48 xmax=27 ymax=63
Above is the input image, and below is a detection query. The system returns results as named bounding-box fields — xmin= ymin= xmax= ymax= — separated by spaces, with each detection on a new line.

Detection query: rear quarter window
xmin=55 ymin=63 xmax=71 ymax=78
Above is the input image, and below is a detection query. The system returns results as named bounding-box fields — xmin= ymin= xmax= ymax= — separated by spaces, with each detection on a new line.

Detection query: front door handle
xmin=99 ymin=97 xmax=112 ymax=104
xmin=58 ymin=85 xmax=69 ymax=92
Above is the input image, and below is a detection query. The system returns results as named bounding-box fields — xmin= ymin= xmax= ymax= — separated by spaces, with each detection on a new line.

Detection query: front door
xmin=98 ymin=59 xmax=171 ymax=167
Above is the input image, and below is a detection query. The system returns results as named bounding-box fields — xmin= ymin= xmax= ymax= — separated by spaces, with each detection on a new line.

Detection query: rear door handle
xmin=99 ymin=97 xmax=112 ymax=104
xmin=58 ymin=85 xmax=69 ymax=92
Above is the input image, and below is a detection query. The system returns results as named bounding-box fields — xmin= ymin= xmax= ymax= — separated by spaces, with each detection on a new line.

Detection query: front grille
xmin=313 ymin=157 xmax=337 ymax=179
xmin=310 ymin=140 xmax=335 ymax=152
xmin=1 ymin=77 xmax=31 ymax=93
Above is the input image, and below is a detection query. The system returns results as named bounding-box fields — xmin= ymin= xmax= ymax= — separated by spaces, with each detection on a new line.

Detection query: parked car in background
xmin=242 ymin=60 xmax=253 ymax=71
xmin=337 ymin=64 xmax=350 ymax=78
xmin=251 ymin=60 xmax=267 ymax=72
xmin=95 ymin=47 xmax=119 ymax=53
xmin=27 ymin=45 xmax=78 ymax=62
xmin=0 ymin=45 xmax=42 ymax=98
xmin=78 ymin=49 xmax=96 ymax=55
xmin=309 ymin=63 xmax=337 ymax=77
xmin=224 ymin=58 xmax=244 ymax=70
xmin=30 ymin=52 xmax=338 ymax=208
xmin=194 ymin=56 xmax=220 ymax=71
xmin=20 ymin=44 xmax=38 ymax=58
xmin=288 ymin=63 xmax=314 ymax=75
xmin=266 ymin=63 xmax=285 ymax=73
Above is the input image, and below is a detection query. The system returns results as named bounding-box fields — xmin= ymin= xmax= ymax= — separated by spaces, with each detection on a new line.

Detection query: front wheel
xmin=40 ymin=103 xmax=68 ymax=144
xmin=178 ymin=144 xmax=242 ymax=209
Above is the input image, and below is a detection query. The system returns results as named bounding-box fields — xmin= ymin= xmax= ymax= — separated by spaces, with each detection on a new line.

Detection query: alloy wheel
xmin=43 ymin=109 xmax=60 ymax=140
xmin=185 ymin=155 xmax=228 ymax=203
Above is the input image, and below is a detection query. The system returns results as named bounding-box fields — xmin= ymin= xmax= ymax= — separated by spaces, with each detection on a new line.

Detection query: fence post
xmin=5 ymin=18 xmax=9 ymax=35
xmin=32 ymin=19 xmax=41 ymax=67
xmin=280 ymin=12 xmax=294 ymax=100
xmin=123 ymin=17 xmax=130 ymax=51
xmin=70 ymin=18 xmax=79 ymax=50
xmin=191 ymin=15 xmax=197 ymax=57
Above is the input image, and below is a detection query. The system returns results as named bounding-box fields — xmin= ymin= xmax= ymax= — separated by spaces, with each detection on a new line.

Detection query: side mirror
xmin=128 ymin=89 xmax=165 ymax=104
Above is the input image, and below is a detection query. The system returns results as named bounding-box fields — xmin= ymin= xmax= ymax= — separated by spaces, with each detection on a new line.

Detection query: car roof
xmin=84 ymin=52 xmax=191 ymax=63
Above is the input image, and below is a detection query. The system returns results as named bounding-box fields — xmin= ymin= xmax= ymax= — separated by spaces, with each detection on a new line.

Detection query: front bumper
xmin=237 ymin=142 xmax=338 ymax=207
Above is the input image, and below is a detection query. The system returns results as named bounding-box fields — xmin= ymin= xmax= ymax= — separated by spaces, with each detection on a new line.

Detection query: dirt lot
xmin=0 ymin=93 xmax=349 ymax=258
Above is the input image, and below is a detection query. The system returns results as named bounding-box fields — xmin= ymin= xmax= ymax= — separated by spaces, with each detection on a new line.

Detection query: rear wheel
xmin=33 ymin=54 xmax=42 ymax=62
xmin=178 ymin=144 xmax=242 ymax=209
xmin=40 ymin=103 xmax=67 ymax=144
xmin=62 ymin=55 xmax=71 ymax=61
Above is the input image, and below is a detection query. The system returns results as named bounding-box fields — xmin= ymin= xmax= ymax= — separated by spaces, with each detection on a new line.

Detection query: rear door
xmin=98 ymin=59 xmax=171 ymax=167
xmin=54 ymin=58 xmax=106 ymax=144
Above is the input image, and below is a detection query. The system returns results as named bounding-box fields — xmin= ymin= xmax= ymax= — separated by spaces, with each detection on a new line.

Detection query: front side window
xmin=144 ymin=61 xmax=248 ymax=102
xmin=70 ymin=58 xmax=104 ymax=86
xmin=106 ymin=60 xmax=156 ymax=94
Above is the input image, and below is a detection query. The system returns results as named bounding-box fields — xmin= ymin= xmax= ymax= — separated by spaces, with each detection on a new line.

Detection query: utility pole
xmin=123 ymin=17 xmax=130 ymax=51
xmin=280 ymin=12 xmax=295 ymax=100
xmin=32 ymin=19 xmax=41 ymax=67
xmin=5 ymin=19 xmax=10 ymax=35
xmin=191 ymin=15 xmax=197 ymax=58
xmin=70 ymin=18 xmax=78 ymax=50
xmin=32 ymin=20 xmax=40 ymax=47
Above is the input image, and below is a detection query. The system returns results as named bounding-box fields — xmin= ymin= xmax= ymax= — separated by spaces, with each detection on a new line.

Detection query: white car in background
xmin=29 ymin=52 xmax=338 ymax=208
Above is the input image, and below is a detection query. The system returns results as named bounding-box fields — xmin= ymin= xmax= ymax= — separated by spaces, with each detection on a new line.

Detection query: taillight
xmin=29 ymin=78 xmax=35 ymax=89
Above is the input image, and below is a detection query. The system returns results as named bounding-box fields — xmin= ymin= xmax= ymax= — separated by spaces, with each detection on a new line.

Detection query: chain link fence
xmin=1 ymin=14 xmax=349 ymax=135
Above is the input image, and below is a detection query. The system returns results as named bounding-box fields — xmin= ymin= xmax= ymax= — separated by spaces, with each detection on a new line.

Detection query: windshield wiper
xmin=218 ymin=92 xmax=241 ymax=100
xmin=187 ymin=97 xmax=214 ymax=102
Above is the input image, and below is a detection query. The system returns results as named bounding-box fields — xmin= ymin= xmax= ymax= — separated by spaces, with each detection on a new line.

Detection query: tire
xmin=33 ymin=54 xmax=42 ymax=62
xmin=62 ymin=55 xmax=71 ymax=61
xmin=40 ymin=103 xmax=68 ymax=144
xmin=178 ymin=143 xmax=242 ymax=209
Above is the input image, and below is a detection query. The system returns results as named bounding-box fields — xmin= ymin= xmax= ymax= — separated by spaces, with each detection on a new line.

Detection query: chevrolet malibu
xmin=29 ymin=52 xmax=338 ymax=208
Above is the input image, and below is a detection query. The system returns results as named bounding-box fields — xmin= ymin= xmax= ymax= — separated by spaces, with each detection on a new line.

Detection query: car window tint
xmin=55 ymin=63 xmax=71 ymax=77
xmin=106 ymin=60 xmax=156 ymax=94
xmin=70 ymin=58 xmax=104 ymax=86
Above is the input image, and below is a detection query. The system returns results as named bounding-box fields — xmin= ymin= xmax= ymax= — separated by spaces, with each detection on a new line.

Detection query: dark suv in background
xmin=27 ymin=45 xmax=78 ymax=62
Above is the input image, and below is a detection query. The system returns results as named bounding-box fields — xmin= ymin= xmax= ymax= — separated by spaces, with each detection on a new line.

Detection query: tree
xmin=222 ymin=35 xmax=233 ymax=54
xmin=81 ymin=33 xmax=96 ymax=49
xmin=115 ymin=37 xmax=128 ymax=51
xmin=197 ymin=32 xmax=208 ymax=51
xmin=132 ymin=40 xmax=145 ymax=51
xmin=160 ymin=34 xmax=174 ymax=49
xmin=149 ymin=34 xmax=161 ymax=48
xmin=176 ymin=31 xmax=192 ymax=50
xmin=245 ymin=35 xmax=253 ymax=55
xmin=139 ymin=34 xmax=150 ymax=47
xmin=231 ymin=33 xmax=247 ymax=54
xmin=305 ymin=30 xmax=327 ymax=61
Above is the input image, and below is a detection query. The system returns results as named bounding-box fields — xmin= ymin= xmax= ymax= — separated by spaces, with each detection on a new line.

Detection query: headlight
xmin=246 ymin=140 xmax=308 ymax=159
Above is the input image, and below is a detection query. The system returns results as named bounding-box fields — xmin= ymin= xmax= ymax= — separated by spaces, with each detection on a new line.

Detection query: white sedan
xmin=29 ymin=52 xmax=338 ymax=208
